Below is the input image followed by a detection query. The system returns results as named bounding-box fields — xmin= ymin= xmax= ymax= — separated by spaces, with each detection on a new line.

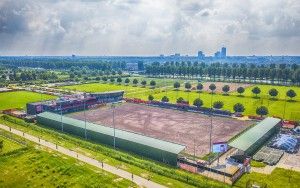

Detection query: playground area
xmin=69 ymin=103 xmax=253 ymax=157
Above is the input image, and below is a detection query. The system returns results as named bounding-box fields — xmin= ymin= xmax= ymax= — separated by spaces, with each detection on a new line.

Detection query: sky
xmin=0 ymin=0 xmax=299 ymax=56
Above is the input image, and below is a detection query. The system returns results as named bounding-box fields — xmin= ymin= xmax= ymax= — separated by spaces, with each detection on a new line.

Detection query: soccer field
xmin=60 ymin=82 xmax=300 ymax=120
xmin=0 ymin=91 xmax=56 ymax=110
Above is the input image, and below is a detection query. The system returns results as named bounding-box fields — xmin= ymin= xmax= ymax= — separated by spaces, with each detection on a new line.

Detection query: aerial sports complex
xmin=25 ymin=89 xmax=298 ymax=184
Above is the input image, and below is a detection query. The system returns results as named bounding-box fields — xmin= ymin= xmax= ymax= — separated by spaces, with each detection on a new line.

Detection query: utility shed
xmin=229 ymin=117 xmax=281 ymax=156
xmin=37 ymin=112 xmax=185 ymax=166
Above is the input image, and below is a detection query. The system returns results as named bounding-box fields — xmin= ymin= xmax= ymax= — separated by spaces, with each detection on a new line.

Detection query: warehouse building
xmin=37 ymin=112 xmax=186 ymax=166
xmin=229 ymin=117 xmax=281 ymax=156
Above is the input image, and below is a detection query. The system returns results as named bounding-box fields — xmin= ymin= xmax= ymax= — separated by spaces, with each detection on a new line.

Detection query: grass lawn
xmin=62 ymin=83 xmax=149 ymax=93
xmin=0 ymin=133 xmax=23 ymax=154
xmin=234 ymin=168 xmax=300 ymax=188
xmin=234 ymin=85 xmax=300 ymax=101
xmin=132 ymin=89 xmax=300 ymax=120
xmin=0 ymin=91 xmax=56 ymax=110
xmin=60 ymin=82 xmax=300 ymax=120
xmin=250 ymin=160 xmax=267 ymax=168
xmin=0 ymin=115 xmax=228 ymax=188
xmin=0 ymin=139 xmax=135 ymax=187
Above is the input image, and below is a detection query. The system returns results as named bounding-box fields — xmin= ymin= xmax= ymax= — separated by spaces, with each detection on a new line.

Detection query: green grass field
xmin=60 ymin=82 xmax=300 ymax=120
xmin=0 ymin=134 xmax=23 ymax=154
xmin=0 ymin=131 xmax=135 ymax=188
xmin=233 ymin=168 xmax=300 ymax=188
xmin=0 ymin=91 xmax=56 ymax=110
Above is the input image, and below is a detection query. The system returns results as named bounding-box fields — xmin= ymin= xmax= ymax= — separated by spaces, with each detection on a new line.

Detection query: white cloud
xmin=0 ymin=0 xmax=299 ymax=55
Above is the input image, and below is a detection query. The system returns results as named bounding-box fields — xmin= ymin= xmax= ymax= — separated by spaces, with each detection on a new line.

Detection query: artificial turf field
xmin=0 ymin=91 xmax=56 ymax=110
xmin=61 ymin=82 xmax=300 ymax=120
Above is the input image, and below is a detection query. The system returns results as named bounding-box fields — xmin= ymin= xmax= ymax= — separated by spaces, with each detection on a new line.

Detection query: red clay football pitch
xmin=69 ymin=103 xmax=252 ymax=157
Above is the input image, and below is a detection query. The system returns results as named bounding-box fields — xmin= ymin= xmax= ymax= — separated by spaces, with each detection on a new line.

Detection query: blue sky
xmin=0 ymin=0 xmax=299 ymax=56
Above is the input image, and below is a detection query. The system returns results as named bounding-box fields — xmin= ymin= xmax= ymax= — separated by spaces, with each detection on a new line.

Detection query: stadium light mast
xmin=60 ymin=101 xmax=63 ymax=132
xmin=112 ymin=103 xmax=116 ymax=149
xmin=84 ymin=97 xmax=87 ymax=139
xmin=209 ymin=91 xmax=213 ymax=154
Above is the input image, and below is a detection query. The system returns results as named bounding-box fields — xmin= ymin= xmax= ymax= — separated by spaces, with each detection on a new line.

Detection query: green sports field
xmin=61 ymin=82 xmax=300 ymax=120
xmin=0 ymin=91 xmax=56 ymax=110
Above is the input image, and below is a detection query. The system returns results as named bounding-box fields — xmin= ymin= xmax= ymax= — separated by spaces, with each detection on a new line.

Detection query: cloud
xmin=0 ymin=0 xmax=299 ymax=55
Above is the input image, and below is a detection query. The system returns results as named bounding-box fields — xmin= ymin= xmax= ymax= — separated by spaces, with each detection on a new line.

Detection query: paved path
xmin=0 ymin=124 xmax=166 ymax=188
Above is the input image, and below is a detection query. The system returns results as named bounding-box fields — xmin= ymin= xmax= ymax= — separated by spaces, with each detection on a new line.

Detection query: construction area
xmin=68 ymin=102 xmax=253 ymax=157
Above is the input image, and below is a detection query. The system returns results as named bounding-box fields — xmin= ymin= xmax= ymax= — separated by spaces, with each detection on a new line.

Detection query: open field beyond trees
xmin=61 ymin=82 xmax=300 ymax=120
xmin=0 ymin=91 xmax=56 ymax=111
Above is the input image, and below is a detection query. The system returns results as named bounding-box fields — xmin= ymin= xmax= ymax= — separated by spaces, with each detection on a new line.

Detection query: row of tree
xmin=173 ymin=82 xmax=297 ymax=100
xmin=147 ymin=95 xmax=270 ymax=117
xmin=1 ymin=69 xmax=58 ymax=81
xmin=145 ymin=62 xmax=300 ymax=85
xmin=0 ymin=57 xmax=126 ymax=70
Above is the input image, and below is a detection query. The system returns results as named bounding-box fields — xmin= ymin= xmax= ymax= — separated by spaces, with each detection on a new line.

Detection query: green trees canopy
xmin=148 ymin=95 xmax=154 ymax=101
xmin=222 ymin=85 xmax=230 ymax=95
xmin=256 ymin=106 xmax=269 ymax=117
xmin=252 ymin=87 xmax=261 ymax=97
xmin=237 ymin=87 xmax=245 ymax=96
xmin=193 ymin=98 xmax=203 ymax=108
xmin=286 ymin=89 xmax=297 ymax=100
xmin=161 ymin=96 xmax=169 ymax=102
xmin=268 ymin=88 xmax=279 ymax=99
xmin=213 ymin=101 xmax=224 ymax=109
xmin=173 ymin=82 xmax=180 ymax=90
xmin=233 ymin=103 xmax=245 ymax=113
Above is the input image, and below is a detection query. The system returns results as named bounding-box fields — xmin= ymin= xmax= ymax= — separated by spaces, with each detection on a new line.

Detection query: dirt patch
xmin=198 ymin=82 xmax=253 ymax=93
xmin=69 ymin=103 xmax=252 ymax=157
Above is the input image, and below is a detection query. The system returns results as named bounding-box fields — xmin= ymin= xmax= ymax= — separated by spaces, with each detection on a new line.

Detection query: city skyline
xmin=0 ymin=0 xmax=299 ymax=56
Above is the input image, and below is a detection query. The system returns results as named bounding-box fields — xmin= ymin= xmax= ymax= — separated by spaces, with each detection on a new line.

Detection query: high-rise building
xmin=197 ymin=51 xmax=205 ymax=59
xmin=214 ymin=51 xmax=220 ymax=58
xmin=221 ymin=47 xmax=226 ymax=58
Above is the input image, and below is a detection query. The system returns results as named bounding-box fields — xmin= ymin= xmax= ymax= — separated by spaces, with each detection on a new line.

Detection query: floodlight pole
xmin=283 ymin=95 xmax=287 ymax=120
xmin=209 ymin=91 xmax=213 ymax=153
xmin=112 ymin=104 xmax=116 ymax=150
xmin=60 ymin=102 xmax=63 ymax=132
xmin=84 ymin=98 xmax=87 ymax=139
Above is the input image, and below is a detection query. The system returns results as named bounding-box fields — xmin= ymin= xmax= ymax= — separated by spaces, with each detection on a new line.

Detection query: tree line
xmin=145 ymin=62 xmax=300 ymax=85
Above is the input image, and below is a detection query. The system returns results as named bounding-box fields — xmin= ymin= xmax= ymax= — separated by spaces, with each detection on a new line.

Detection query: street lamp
xmin=84 ymin=97 xmax=87 ymax=139
xmin=111 ymin=103 xmax=116 ymax=149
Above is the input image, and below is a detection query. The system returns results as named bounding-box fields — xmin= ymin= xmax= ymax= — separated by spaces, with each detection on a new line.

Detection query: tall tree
xmin=268 ymin=88 xmax=279 ymax=99
xmin=148 ymin=95 xmax=154 ymax=101
xmin=237 ymin=87 xmax=245 ymax=96
xmin=133 ymin=78 xmax=138 ymax=86
xmin=213 ymin=101 xmax=224 ymax=109
xmin=252 ymin=86 xmax=261 ymax=98
xmin=193 ymin=98 xmax=203 ymax=108
xmin=222 ymin=85 xmax=230 ymax=95
xmin=124 ymin=78 xmax=130 ymax=85
xmin=209 ymin=83 xmax=216 ymax=93
xmin=286 ymin=89 xmax=297 ymax=100
xmin=233 ymin=103 xmax=245 ymax=113
xmin=256 ymin=106 xmax=268 ymax=117
xmin=141 ymin=80 xmax=147 ymax=87
xmin=161 ymin=96 xmax=169 ymax=102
